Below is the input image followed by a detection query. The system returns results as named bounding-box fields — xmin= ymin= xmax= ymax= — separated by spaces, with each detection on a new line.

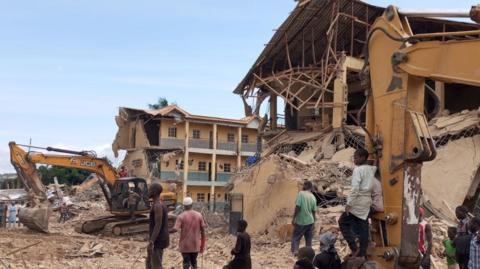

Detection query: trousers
xmin=146 ymin=247 xmax=164 ymax=269
xmin=291 ymin=223 xmax=314 ymax=254
xmin=338 ymin=212 xmax=369 ymax=257
xmin=182 ymin=252 xmax=199 ymax=269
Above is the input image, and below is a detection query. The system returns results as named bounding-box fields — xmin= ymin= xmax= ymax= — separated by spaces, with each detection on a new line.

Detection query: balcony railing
xmin=189 ymin=171 xmax=209 ymax=181
xmin=189 ymin=138 xmax=212 ymax=149
xmin=159 ymin=171 xmax=210 ymax=181
xmin=217 ymin=172 xmax=232 ymax=182
xmin=241 ymin=143 xmax=258 ymax=152
xmin=160 ymin=171 xmax=182 ymax=180
xmin=159 ymin=138 xmax=185 ymax=148
xmin=158 ymin=138 xmax=262 ymax=153
xmin=217 ymin=141 xmax=237 ymax=151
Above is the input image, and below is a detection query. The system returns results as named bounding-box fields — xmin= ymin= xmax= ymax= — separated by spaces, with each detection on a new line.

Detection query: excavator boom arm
xmin=365 ymin=5 xmax=480 ymax=269
xmin=27 ymin=153 xmax=118 ymax=186
xmin=396 ymin=35 xmax=480 ymax=87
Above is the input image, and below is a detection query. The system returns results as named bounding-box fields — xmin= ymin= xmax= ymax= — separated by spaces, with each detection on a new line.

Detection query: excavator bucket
xmin=18 ymin=207 xmax=50 ymax=233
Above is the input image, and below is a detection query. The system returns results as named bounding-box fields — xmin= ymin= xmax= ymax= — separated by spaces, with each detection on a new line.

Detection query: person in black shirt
xmin=454 ymin=216 xmax=480 ymax=269
xmin=313 ymin=232 xmax=341 ymax=269
xmin=293 ymin=247 xmax=315 ymax=269
xmin=224 ymin=220 xmax=251 ymax=269
xmin=146 ymin=183 xmax=169 ymax=269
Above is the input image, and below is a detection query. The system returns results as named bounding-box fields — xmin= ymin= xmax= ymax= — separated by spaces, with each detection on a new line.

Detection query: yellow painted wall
xmin=240 ymin=128 xmax=258 ymax=144
xmin=160 ymin=151 xmax=248 ymax=172
xmin=160 ymin=153 xmax=214 ymax=172
xmin=189 ymin=123 xmax=212 ymax=140
xmin=187 ymin=186 xmax=227 ymax=202
xmin=217 ymin=126 xmax=238 ymax=142
xmin=217 ymin=155 xmax=238 ymax=172
xmin=160 ymin=119 xmax=186 ymax=139
xmin=159 ymin=118 xmax=258 ymax=145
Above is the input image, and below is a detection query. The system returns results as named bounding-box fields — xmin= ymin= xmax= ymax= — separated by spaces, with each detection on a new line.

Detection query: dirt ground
xmin=0 ymin=211 xmax=450 ymax=269
xmin=0 ymin=186 xmax=450 ymax=269
xmin=0 ymin=227 xmax=297 ymax=269
xmin=0 ymin=207 xmax=297 ymax=269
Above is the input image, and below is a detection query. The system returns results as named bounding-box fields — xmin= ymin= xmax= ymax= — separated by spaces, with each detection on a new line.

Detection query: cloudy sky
xmin=0 ymin=0 xmax=475 ymax=172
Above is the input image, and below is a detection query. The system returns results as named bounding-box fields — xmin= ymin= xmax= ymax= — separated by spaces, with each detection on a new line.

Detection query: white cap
xmin=183 ymin=197 xmax=193 ymax=206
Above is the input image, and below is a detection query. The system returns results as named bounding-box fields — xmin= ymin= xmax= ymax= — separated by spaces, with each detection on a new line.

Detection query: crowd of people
xmin=3 ymin=152 xmax=480 ymax=269
xmin=289 ymin=148 xmax=480 ymax=269
xmin=147 ymin=183 xmax=251 ymax=269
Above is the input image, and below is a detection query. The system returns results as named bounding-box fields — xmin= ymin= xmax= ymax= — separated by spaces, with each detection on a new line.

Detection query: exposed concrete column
xmin=332 ymin=54 xmax=348 ymax=129
xmin=210 ymin=123 xmax=217 ymax=211
xmin=435 ymin=81 xmax=445 ymax=113
xmin=332 ymin=56 xmax=365 ymax=129
xmin=182 ymin=121 xmax=190 ymax=198
xmin=237 ymin=127 xmax=242 ymax=169
xmin=269 ymin=94 xmax=277 ymax=130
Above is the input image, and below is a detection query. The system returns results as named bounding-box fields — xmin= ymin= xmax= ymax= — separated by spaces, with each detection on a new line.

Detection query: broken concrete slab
xmin=422 ymin=135 xmax=480 ymax=222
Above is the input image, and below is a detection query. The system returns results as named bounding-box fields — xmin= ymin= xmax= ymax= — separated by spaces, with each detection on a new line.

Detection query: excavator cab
xmin=110 ymin=177 xmax=150 ymax=215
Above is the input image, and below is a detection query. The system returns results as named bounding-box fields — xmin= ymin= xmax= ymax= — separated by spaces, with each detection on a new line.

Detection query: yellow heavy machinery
xmin=9 ymin=141 xmax=177 ymax=235
xmin=360 ymin=4 xmax=480 ymax=269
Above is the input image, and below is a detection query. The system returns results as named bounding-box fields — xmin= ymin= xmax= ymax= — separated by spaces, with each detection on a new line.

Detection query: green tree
xmin=148 ymin=97 xmax=170 ymax=110
xmin=37 ymin=165 xmax=91 ymax=186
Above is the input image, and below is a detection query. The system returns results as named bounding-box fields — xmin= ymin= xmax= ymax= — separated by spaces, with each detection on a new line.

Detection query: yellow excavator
xmin=9 ymin=141 xmax=177 ymax=235
xmin=358 ymin=4 xmax=480 ymax=269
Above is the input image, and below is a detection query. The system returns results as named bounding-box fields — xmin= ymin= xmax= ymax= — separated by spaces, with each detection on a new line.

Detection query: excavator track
xmin=77 ymin=214 xmax=177 ymax=236
xmin=103 ymin=217 xmax=150 ymax=236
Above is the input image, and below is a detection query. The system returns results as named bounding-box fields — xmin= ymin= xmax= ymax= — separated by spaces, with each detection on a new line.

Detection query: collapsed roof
xmin=234 ymin=0 xmax=479 ymax=96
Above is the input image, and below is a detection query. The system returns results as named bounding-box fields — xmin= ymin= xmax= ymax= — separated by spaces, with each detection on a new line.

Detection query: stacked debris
xmin=229 ymin=108 xmax=480 ymax=268
xmin=229 ymin=147 xmax=354 ymax=233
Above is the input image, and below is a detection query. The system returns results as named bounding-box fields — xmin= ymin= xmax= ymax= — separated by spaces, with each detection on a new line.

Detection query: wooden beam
xmin=435 ymin=81 xmax=445 ymax=113
xmin=270 ymin=94 xmax=278 ymax=130
xmin=345 ymin=56 xmax=364 ymax=72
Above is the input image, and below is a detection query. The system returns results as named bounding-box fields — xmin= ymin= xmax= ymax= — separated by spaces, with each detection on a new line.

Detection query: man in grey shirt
xmin=338 ymin=148 xmax=375 ymax=258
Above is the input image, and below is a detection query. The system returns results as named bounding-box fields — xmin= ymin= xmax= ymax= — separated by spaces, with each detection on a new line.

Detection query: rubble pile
xmin=227 ymin=109 xmax=480 ymax=268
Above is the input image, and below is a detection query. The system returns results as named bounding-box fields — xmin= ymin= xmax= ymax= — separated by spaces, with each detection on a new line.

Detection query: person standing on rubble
xmin=454 ymin=217 xmax=480 ymax=269
xmin=8 ymin=202 xmax=17 ymax=228
xmin=444 ymin=227 xmax=459 ymax=269
xmin=468 ymin=217 xmax=480 ymax=269
xmin=312 ymin=231 xmax=341 ymax=269
xmin=338 ymin=148 xmax=374 ymax=259
xmin=224 ymin=219 xmax=251 ymax=269
xmin=146 ymin=183 xmax=169 ymax=269
xmin=119 ymin=165 xmax=129 ymax=177
xmin=418 ymin=207 xmax=433 ymax=269
xmin=171 ymin=197 xmax=206 ymax=269
xmin=456 ymin=205 xmax=471 ymax=236
xmin=291 ymin=180 xmax=318 ymax=255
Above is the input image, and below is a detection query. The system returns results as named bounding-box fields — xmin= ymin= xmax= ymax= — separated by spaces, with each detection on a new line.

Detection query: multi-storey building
xmin=112 ymin=105 xmax=261 ymax=209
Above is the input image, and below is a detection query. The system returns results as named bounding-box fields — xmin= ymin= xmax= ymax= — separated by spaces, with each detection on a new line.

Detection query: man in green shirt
xmin=443 ymin=226 xmax=458 ymax=269
xmin=291 ymin=180 xmax=318 ymax=255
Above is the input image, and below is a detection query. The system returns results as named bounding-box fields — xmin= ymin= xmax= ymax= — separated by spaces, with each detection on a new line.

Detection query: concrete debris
xmin=422 ymin=134 xmax=480 ymax=222
xmin=0 ymin=184 xmax=296 ymax=269
xmin=68 ymin=242 xmax=105 ymax=258
xmin=429 ymin=108 xmax=479 ymax=137
xmin=230 ymin=154 xmax=351 ymax=233
xmin=228 ymin=108 xmax=480 ymax=268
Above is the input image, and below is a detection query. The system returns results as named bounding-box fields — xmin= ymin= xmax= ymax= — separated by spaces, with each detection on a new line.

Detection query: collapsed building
xmin=112 ymin=105 xmax=261 ymax=210
xmin=230 ymin=0 xmax=480 ymax=232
